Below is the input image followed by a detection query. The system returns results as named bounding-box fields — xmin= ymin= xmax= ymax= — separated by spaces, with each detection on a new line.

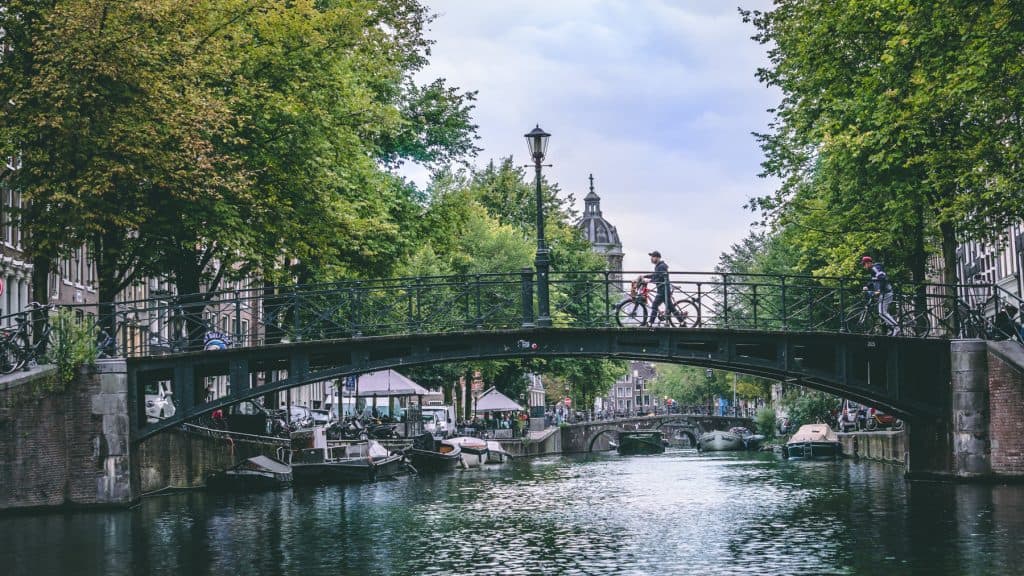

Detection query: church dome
xmin=577 ymin=174 xmax=622 ymax=251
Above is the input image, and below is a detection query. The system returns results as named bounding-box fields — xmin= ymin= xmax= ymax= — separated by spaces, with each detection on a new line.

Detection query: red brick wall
xmin=988 ymin=347 xmax=1024 ymax=475
xmin=0 ymin=369 xmax=69 ymax=509
xmin=0 ymin=364 xmax=133 ymax=512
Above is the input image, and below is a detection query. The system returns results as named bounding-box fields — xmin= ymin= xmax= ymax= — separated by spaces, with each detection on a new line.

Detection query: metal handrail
xmin=2 ymin=270 xmax=1011 ymax=360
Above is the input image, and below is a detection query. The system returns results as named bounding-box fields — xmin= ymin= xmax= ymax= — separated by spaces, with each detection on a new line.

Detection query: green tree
xmin=742 ymin=1 xmax=1024 ymax=285
xmin=0 ymin=0 xmax=478 ymax=322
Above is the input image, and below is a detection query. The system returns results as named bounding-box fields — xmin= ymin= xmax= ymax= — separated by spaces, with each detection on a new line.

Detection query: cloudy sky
xmin=409 ymin=0 xmax=779 ymax=272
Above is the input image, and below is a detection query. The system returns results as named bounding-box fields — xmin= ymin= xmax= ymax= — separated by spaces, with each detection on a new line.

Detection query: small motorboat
xmin=784 ymin=424 xmax=842 ymax=460
xmin=406 ymin=433 xmax=462 ymax=473
xmin=730 ymin=426 xmax=766 ymax=451
xmin=698 ymin=429 xmax=744 ymax=452
xmin=485 ymin=441 xmax=511 ymax=464
xmin=291 ymin=428 xmax=404 ymax=483
xmin=616 ymin=430 xmax=665 ymax=455
xmin=448 ymin=436 xmax=489 ymax=468
xmin=206 ymin=455 xmax=292 ymax=491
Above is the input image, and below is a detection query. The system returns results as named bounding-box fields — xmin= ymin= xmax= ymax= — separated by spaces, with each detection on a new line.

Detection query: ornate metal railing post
xmin=780 ymin=276 xmax=788 ymax=331
xmin=839 ymin=278 xmax=848 ymax=332
xmin=233 ymin=290 xmax=242 ymax=346
xmin=722 ymin=274 xmax=730 ymax=328
xmin=474 ymin=274 xmax=483 ymax=329
xmin=352 ymin=282 xmax=363 ymax=337
xmin=292 ymin=288 xmax=302 ymax=342
xmin=696 ymin=282 xmax=703 ymax=327
xmin=603 ymin=271 xmax=612 ymax=327
xmin=521 ymin=267 xmax=535 ymax=328
xmin=752 ymin=283 xmax=759 ymax=329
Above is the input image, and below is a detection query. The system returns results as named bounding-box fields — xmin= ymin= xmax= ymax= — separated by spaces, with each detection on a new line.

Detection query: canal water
xmin=2 ymin=450 xmax=1022 ymax=575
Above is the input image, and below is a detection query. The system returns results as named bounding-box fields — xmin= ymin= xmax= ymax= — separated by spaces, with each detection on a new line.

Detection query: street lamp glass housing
xmin=524 ymin=125 xmax=550 ymax=161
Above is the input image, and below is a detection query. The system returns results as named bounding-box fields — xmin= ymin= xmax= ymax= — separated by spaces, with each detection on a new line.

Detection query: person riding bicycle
xmin=643 ymin=251 xmax=670 ymax=326
xmin=861 ymin=256 xmax=898 ymax=335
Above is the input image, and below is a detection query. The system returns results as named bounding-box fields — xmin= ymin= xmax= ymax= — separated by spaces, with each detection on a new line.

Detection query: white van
xmin=422 ymin=405 xmax=456 ymax=438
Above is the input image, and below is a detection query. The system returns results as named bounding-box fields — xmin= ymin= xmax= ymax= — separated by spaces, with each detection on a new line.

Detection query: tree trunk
xmin=30 ymin=255 xmax=51 ymax=349
xmin=464 ymin=369 xmax=473 ymax=423
xmin=940 ymin=221 xmax=959 ymax=286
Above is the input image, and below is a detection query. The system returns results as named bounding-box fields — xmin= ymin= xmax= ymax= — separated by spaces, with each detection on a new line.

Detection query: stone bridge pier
xmin=561 ymin=415 xmax=756 ymax=453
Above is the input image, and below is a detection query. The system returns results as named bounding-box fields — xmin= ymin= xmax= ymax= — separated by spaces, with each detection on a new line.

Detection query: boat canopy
xmin=788 ymin=424 xmax=838 ymax=444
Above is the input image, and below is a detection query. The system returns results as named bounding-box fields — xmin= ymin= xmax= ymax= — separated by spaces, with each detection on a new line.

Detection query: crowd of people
xmin=456 ymin=411 xmax=529 ymax=438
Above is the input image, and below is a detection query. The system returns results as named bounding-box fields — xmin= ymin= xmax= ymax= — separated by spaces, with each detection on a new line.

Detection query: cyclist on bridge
xmin=862 ymin=256 xmax=898 ymax=335
xmin=643 ymin=250 xmax=670 ymax=326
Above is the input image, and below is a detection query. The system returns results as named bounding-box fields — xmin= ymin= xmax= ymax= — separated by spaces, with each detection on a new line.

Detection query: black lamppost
xmin=525 ymin=125 xmax=552 ymax=327
xmin=705 ymin=368 xmax=715 ymax=415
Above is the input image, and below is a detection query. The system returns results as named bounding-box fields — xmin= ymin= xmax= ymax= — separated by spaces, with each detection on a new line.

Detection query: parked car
xmin=145 ymin=381 xmax=176 ymax=423
xmin=837 ymin=399 xmax=865 ymax=433
xmin=226 ymin=400 xmax=285 ymax=436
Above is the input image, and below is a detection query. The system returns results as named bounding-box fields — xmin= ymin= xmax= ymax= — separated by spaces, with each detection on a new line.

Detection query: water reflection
xmin=2 ymin=450 xmax=1021 ymax=575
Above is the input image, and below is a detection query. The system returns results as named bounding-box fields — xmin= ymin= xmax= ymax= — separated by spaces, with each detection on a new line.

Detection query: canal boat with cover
xmin=405 ymin=432 xmax=462 ymax=473
xmin=291 ymin=427 xmax=404 ymax=483
xmin=784 ymin=423 xmax=842 ymax=460
xmin=206 ymin=455 xmax=293 ymax=491
xmin=698 ymin=429 xmax=745 ymax=452
xmin=448 ymin=436 xmax=489 ymax=468
xmin=616 ymin=430 xmax=665 ymax=455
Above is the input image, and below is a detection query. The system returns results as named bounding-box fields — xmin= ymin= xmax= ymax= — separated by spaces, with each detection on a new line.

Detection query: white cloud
xmin=410 ymin=0 xmax=780 ymax=271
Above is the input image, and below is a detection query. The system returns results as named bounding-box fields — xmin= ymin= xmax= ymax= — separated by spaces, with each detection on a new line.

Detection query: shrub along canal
xmin=2 ymin=449 xmax=1021 ymax=575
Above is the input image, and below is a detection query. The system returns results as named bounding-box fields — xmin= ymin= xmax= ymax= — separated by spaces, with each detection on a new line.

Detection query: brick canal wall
xmin=136 ymin=426 xmax=285 ymax=494
xmin=988 ymin=342 xmax=1024 ymax=476
xmin=0 ymin=360 xmax=132 ymax=512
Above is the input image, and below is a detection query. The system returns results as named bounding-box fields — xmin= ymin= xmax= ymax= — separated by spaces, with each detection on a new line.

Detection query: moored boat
xmin=698 ymin=429 xmax=744 ymax=452
xmin=448 ymin=436 xmax=489 ymax=468
xmin=784 ymin=424 xmax=842 ymax=460
xmin=616 ymin=430 xmax=665 ymax=455
xmin=292 ymin=439 xmax=404 ymax=483
xmin=485 ymin=441 xmax=511 ymax=464
xmin=406 ymin=433 xmax=462 ymax=473
xmin=206 ymin=455 xmax=292 ymax=491
xmin=730 ymin=426 xmax=766 ymax=451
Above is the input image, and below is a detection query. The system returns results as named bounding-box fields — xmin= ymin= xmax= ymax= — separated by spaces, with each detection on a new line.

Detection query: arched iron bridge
xmin=37 ymin=269 xmax=1015 ymax=441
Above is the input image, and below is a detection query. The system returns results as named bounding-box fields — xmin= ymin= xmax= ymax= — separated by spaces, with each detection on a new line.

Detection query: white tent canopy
xmin=474 ymin=387 xmax=525 ymax=413
xmin=356 ymin=370 xmax=429 ymax=397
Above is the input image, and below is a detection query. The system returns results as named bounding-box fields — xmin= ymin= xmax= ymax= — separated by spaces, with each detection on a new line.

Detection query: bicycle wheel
xmin=667 ymin=299 xmax=700 ymax=327
xmin=615 ymin=300 xmax=647 ymax=327
xmin=1 ymin=334 xmax=29 ymax=374
xmin=896 ymin=310 xmax=931 ymax=338
xmin=844 ymin=306 xmax=873 ymax=334
xmin=0 ymin=340 xmax=21 ymax=374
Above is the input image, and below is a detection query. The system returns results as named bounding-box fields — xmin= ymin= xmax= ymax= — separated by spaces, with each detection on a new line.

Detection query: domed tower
xmin=577 ymin=174 xmax=623 ymax=279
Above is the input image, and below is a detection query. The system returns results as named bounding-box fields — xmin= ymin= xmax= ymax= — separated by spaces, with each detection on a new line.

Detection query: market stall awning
xmin=356 ymin=370 xmax=429 ymax=397
xmin=474 ymin=387 xmax=525 ymax=413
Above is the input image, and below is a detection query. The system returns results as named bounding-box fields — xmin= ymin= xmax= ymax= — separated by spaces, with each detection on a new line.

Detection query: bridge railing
xmin=3 ymin=270 xmax=1013 ymax=360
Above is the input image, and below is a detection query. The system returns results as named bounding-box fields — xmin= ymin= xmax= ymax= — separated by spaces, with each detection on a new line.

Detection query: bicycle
xmin=844 ymin=290 xmax=927 ymax=337
xmin=926 ymin=295 xmax=992 ymax=339
xmin=614 ymin=276 xmax=699 ymax=328
xmin=0 ymin=303 xmax=53 ymax=373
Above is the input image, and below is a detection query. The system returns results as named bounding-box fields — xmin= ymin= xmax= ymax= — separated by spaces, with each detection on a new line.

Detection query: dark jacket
xmin=646 ymin=260 xmax=669 ymax=293
xmin=867 ymin=263 xmax=891 ymax=294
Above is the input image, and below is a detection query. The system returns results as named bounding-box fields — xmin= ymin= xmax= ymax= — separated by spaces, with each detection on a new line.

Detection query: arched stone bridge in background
xmin=36 ymin=267 xmax=1018 ymax=479
xmin=561 ymin=414 xmax=757 ymax=452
